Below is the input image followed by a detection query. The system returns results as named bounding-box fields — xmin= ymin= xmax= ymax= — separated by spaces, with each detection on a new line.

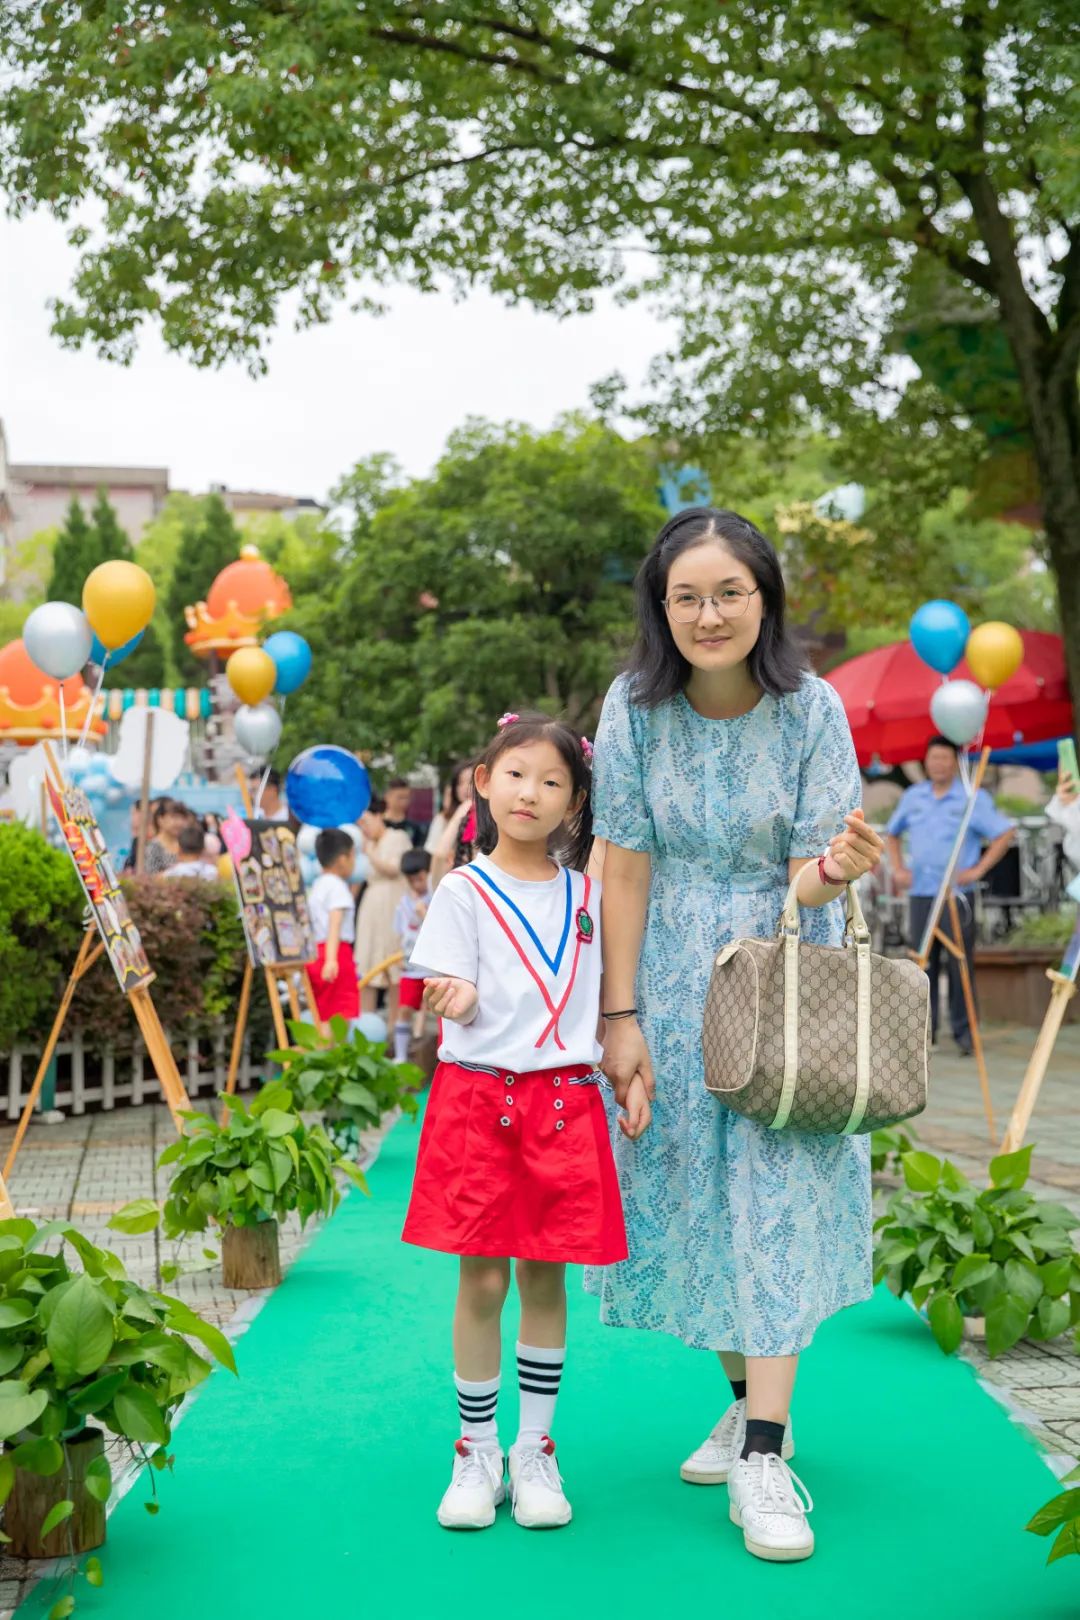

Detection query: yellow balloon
xmin=226 ymin=646 xmax=276 ymax=706
xmin=82 ymin=561 xmax=156 ymax=650
xmin=966 ymin=621 xmax=1024 ymax=691
xmin=217 ymin=854 xmax=235 ymax=882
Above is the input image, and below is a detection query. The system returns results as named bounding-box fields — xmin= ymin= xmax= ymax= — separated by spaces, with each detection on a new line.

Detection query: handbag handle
xmin=778 ymin=867 xmax=871 ymax=944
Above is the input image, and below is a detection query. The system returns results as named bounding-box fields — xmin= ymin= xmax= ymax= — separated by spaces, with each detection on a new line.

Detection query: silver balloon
xmin=930 ymin=679 xmax=988 ymax=747
xmin=23 ymin=601 xmax=92 ymax=680
xmin=234 ymin=701 xmax=282 ymax=757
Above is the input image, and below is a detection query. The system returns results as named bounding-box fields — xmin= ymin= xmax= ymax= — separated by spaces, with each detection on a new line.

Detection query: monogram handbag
xmin=701 ymin=872 xmax=930 ymax=1135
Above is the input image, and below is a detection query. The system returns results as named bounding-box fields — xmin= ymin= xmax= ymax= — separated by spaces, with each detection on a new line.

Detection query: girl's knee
xmin=459 ymin=1258 xmax=511 ymax=1315
xmin=515 ymin=1259 xmax=566 ymax=1303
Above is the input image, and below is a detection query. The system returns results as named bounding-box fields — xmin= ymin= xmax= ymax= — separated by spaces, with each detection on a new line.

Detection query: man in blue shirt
xmin=886 ymin=736 xmax=1015 ymax=1055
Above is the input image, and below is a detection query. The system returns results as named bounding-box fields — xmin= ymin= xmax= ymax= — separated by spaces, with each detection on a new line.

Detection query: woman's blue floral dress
xmin=583 ymin=673 xmax=873 ymax=1355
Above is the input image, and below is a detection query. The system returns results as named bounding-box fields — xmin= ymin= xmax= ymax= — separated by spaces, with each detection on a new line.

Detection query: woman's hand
xmin=618 ymin=1075 xmax=652 ymax=1140
xmin=826 ymin=809 xmax=884 ymax=882
xmin=601 ymin=1016 xmax=655 ymax=1107
xmin=423 ymin=976 xmax=478 ymax=1023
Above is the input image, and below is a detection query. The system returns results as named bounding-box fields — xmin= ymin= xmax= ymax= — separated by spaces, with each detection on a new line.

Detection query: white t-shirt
xmin=308 ymin=872 xmax=356 ymax=944
xmin=394 ymin=888 xmax=432 ymax=978
xmin=164 ymin=860 xmax=221 ymax=882
xmin=410 ymin=853 xmax=602 ymax=1073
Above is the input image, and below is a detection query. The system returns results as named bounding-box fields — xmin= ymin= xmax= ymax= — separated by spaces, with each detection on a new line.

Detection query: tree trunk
xmin=5 ymin=1427 xmax=106 ymax=1560
xmin=221 ymin=1220 xmax=281 ymax=1289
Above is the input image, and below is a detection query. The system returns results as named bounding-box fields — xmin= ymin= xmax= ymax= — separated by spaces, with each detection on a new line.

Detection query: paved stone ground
xmin=0 ymin=1025 xmax=1077 ymax=1610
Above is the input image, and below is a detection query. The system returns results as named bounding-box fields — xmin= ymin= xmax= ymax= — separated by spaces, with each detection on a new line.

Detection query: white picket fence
xmin=3 ymin=1024 xmax=274 ymax=1119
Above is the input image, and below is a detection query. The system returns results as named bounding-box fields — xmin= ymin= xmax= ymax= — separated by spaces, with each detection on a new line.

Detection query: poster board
xmin=233 ymin=819 xmax=315 ymax=967
xmin=45 ymin=776 xmax=154 ymax=993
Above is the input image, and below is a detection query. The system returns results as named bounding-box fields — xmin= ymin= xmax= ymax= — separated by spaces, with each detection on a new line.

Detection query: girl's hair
xmin=627 ymin=506 xmax=807 ymax=707
xmin=472 ymin=713 xmax=593 ymax=871
xmin=151 ymin=797 xmax=187 ymax=831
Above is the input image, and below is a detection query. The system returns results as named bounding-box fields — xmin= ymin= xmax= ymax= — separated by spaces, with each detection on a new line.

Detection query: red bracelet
xmin=818 ymin=854 xmax=846 ymax=888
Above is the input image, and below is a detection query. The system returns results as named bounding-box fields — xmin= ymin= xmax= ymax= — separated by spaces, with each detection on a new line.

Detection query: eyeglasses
xmin=662 ymin=587 xmax=760 ymax=624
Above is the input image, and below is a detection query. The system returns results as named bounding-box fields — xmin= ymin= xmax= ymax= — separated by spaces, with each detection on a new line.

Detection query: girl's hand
xmin=1059 ymin=771 xmax=1079 ymax=806
xmin=322 ymin=956 xmax=339 ymax=983
xmin=423 ymin=976 xmax=478 ymax=1023
xmin=827 ymin=809 xmax=884 ymax=882
xmin=601 ymin=1016 xmax=655 ymax=1107
xmin=618 ymin=1075 xmax=652 ymax=1140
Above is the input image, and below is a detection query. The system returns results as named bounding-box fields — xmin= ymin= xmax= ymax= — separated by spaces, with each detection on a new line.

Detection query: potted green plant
xmin=870 ymin=1122 xmax=919 ymax=1181
xmin=1027 ymin=1466 xmax=1080 ymax=1564
xmin=974 ymin=911 xmax=1080 ymax=1027
xmin=873 ymin=1144 xmax=1080 ymax=1356
xmin=149 ymin=1081 xmax=367 ymax=1289
xmin=270 ymin=1018 xmax=422 ymax=1162
xmin=0 ymin=1212 xmax=234 ymax=1577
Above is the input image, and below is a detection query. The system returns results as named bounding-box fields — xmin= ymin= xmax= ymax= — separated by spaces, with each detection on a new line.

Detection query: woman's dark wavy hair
xmin=627 ymin=507 xmax=807 ymax=706
xmin=472 ymin=713 xmax=594 ymax=872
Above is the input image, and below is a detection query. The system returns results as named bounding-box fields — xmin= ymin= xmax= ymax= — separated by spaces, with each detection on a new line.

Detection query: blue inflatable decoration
xmin=286 ymin=745 xmax=371 ymax=828
xmin=355 ymin=1012 xmax=388 ymax=1046
xmin=264 ymin=631 xmax=313 ymax=696
xmin=909 ymin=600 xmax=971 ymax=676
xmin=89 ymin=629 xmax=144 ymax=668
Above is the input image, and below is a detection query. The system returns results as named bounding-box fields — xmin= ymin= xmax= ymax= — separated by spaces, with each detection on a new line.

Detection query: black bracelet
xmin=604 ymin=1007 xmax=638 ymax=1021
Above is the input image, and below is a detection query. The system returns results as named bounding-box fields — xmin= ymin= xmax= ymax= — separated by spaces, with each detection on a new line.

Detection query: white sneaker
xmin=727 ymin=1452 xmax=815 ymax=1562
xmin=680 ymin=1398 xmax=794 ymax=1484
xmin=436 ymin=1440 xmax=505 ymax=1529
xmin=508 ymin=1438 xmax=572 ymax=1529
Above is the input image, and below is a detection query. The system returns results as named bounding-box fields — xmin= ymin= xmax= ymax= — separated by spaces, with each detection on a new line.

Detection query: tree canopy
xmin=165 ymin=493 xmax=243 ymax=681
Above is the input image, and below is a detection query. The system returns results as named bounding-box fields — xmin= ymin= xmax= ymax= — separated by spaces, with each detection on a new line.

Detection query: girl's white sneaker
xmin=727 ymin=1452 xmax=815 ymax=1562
xmin=436 ymin=1440 xmax=505 ymax=1529
xmin=508 ymin=1438 xmax=573 ymax=1528
xmin=680 ymin=1398 xmax=794 ymax=1484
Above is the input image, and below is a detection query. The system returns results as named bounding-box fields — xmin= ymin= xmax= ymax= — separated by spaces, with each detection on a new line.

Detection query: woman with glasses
xmin=586 ymin=507 xmax=882 ymax=1564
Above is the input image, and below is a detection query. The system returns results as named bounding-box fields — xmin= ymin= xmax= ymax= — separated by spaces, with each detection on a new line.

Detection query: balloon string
xmin=77 ymin=657 xmax=108 ymax=753
xmin=58 ymin=685 xmax=68 ymax=765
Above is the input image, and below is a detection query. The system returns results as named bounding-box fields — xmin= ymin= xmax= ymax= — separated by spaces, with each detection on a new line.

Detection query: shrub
xmin=1001 ymin=910 xmax=1077 ymax=952
xmin=0 ymin=826 xmax=84 ymax=1051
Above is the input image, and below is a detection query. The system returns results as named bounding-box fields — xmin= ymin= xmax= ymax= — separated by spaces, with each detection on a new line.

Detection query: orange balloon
xmin=226 ymin=647 xmax=276 ymax=706
xmin=217 ymin=853 xmax=235 ymax=882
xmin=966 ymin=622 xmax=1024 ymax=691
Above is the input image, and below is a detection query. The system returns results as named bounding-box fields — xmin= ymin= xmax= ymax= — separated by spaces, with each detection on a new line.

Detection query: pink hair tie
xmin=497 ymin=712 xmax=520 ymax=729
xmin=581 ymin=736 xmax=594 ymax=762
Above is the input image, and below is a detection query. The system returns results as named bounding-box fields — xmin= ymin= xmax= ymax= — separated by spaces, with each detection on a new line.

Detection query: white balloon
xmin=234 ymin=701 xmax=282 ymax=758
xmin=355 ymin=1012 xmax=388 ymax=1045
xmin=296 ymin=823 xmax=319 ymax=857
xmin=23 ymin=602 xmax=92 ymax=681
xmin=930 ymin=679 xmax=989 ymax=747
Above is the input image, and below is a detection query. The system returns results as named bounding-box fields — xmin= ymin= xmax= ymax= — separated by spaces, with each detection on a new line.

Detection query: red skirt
xmin=398 ymin=975 xmax=425 ymax=1012
xmin=402 ymin=1059 xmax=627 ymax=1264
xmin=310 ymin=941 xmax=359 ymax=1021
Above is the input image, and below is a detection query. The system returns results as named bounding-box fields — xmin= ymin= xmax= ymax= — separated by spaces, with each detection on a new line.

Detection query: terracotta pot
xmin=221 ymin=1220 xmax=281 ymax=1289
xmin=5 ymin=1426 xmax=107 ymax=1559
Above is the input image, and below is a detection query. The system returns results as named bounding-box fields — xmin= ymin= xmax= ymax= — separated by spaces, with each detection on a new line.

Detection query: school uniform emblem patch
xmin=575 ymin=906 xmax=594 ymax=944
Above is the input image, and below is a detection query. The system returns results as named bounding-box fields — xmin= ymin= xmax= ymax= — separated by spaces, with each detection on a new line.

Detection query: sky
xmin=1 ymin=211 xmax=671 ymax=504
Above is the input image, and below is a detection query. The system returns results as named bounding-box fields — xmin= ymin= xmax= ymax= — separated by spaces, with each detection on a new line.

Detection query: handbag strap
xmin=769 ymin=868 xmax=873 ymax=1132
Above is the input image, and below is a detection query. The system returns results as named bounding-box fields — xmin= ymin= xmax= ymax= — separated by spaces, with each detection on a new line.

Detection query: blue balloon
xmin=286 ymin=745 xmax=371 ymax=828
xmin=264 ymin=631 xmax=313 ymax=696
xmin=910 ymin=600 xmax=971 ymax=676
xmin=90 ymin=629 xmax=144 ymax=668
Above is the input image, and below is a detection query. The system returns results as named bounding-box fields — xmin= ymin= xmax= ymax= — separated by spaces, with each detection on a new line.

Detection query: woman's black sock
xmin=729 ymin=1378 xmax=747 ymax=1402
xmin=741 ymin=1418 xmax=785 ymax=1461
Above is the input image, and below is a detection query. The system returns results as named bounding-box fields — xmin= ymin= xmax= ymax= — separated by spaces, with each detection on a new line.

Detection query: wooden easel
xmin=999 ymin=969 xmax=1078 ymax=1154
xmin=913 ymin=745 xmax=996 ymax=1142
xmin=4 ymin=747 xmax=192 ymax=1182
xmin=223 ymin=768 xmax=325 ymax=1095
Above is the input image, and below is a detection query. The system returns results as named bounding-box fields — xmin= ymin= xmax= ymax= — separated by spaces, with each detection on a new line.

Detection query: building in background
xmin=208 ymin=484 xmax=326 ymax=523
xmin=0 ymin=420 xmax=169 ymax=550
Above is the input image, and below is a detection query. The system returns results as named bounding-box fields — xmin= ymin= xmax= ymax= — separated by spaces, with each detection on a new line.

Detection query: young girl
xmin=402 ymin=713 xmax=651 ymax=1533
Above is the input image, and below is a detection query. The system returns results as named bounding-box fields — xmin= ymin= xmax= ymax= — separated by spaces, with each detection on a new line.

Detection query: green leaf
xmin=985 ymin=1292 xmax=1031 ymax=1358
xmin=338 ymin=1081 xmax=378 ymax=1111
xmin=25 ymin=1219 xmax=76 ymax=1253
xmin=0 ymin=1381 xmax=49 ymax=1441
xmin=47 ymin=1274 xmax=115 ymax=1381
xmin=950 ymin=1253 xmax=996 ymax=1291
xmin=48 ymin=1598 xmax=75 ymax=1620
xmin=68 ymin=1369 xmax=128 ymax=1415
xmin=989 ymin=1144 xmax=1033 ymax=1189
xmin=1003 ymin=1259 xmax=1043 ymax=1310
xmin=0 ymin=1450 xmax=15 ymax=1505
xmin=1027 ymin=1487 xmax=1080 ymax=1536
xmin=1027 ymin=1225 xmax=1075 ymax=1257
xmin=40 ymin=1499 xmax=74 ymax=1537
xmin=1031 ymin=1296 xmax=1071 ymax=1341
xmin=10 ymin=1434 xmax=63 ymax=1475
xmin=159 ymin=1298 xmax=236 ymax=1375
xmin=901 ymin=1152 xmax=942 ymax=1192
xmin=85 ymin=1555 xmax=104 ymax=1587
xmin=112 ymin=1382 xmax=167 ymax=1445
xmin=85 ymin=1453 xmax=112 ymax=1504
xmin=1039 ymin=1257 xmax=1073 ymax=1296
xmin=927 ymin=1291 xmax=963 ymax=1354
xmin=941 ymin=1160 xmax=971 ymax=1191
xmin=0 ymin=1297 xmax=35 ymax=1329
xmin=107 ymin=1199 xmax=161 ymax=1235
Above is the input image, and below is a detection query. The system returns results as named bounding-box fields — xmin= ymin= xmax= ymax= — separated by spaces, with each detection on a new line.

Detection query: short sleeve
xmin=325 ymin=875 xmax=353 ymax=912
xmin=591 ymin=676 xmax=654 ymax=853
xmin=969 ymin=789 xmax=1014 ymax=841
xmin=886 ymin=792 xmax=911 ymax=837
xmin=409 ymin=875 xmax=479 ymax=982
xmin=787 ymin=679 xmax=862 ymax=857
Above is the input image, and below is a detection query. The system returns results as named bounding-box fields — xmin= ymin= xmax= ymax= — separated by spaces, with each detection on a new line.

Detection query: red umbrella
xmin=826 ymin=630 xmax=1073 ymax=767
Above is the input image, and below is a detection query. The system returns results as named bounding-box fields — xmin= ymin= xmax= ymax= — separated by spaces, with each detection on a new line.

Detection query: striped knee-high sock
xmin=516 ymin=1342 xmax=565 ymax=1449
xmin=455 ymin=1372 xmax=500 ymax=1453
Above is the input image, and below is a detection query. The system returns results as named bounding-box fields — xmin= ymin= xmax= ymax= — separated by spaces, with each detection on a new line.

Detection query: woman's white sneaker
xmin=436 ymin=1440 xmax=505 ymax=1529
xmin=727 ymin=1452 xmax=815 ymax=1561
xmin=508 ymin=1438 xmax=573 ymax=1528
xmin=680 ymin=1399 xmax=794 ymax=1484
